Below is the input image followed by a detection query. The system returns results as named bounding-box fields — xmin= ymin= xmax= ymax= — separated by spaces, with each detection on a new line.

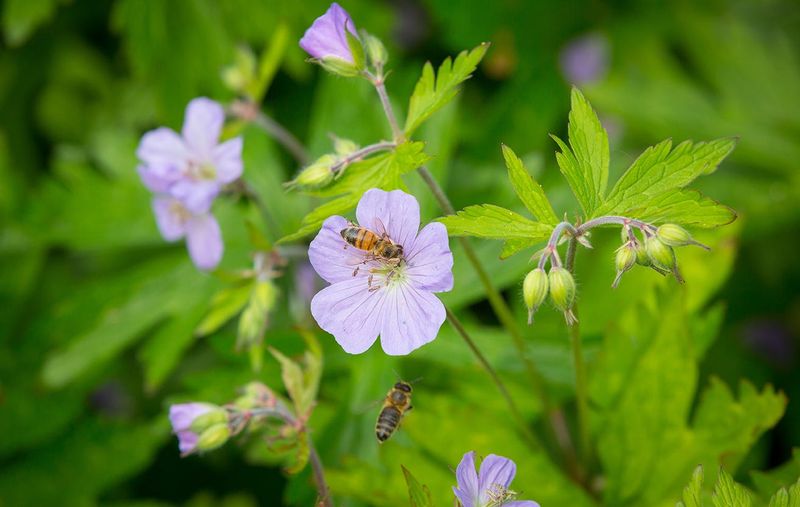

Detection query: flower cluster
xmin=453 ymin=451 xmax=539 ymax=507
xmin=308 ymin=188 xmax=453 ymax=356
xmin=136 ymin=98 xmax=243 ymax=270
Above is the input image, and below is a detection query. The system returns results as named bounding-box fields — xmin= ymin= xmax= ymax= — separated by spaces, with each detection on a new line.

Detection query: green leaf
xmin=597 ymin=138 xmax=737 ymax=217
xmin=438 ymin=204 xmax=553 ymax=240
xmin=252 ymin=22 xmax=289 ymax=102
xmin=626 ymin=189 xmax=737 ymax=228
xmin=499 ymin=237 xmax=541 ymax=260
xmin=501 ymin=144 xmax=559 ymax=225
xmin=678 ymin=466 xmax=705 ymax=507
xmin=2 ymin=0 xmax=60 ymax=46
xmin=550 ymin=88 xmax=609 ymax=215
xmin=195 ymin=282 xmax=253 ymax=337
xmin=402 ymin=465 xmax=435 ymax=507
xmin=279 ymin=142 xmax=430 ymax=243
xmin=269 ymin=335 xmax=321 ymax=418
xmin=404 ymin=43 xmax=489 ymax=136
xmin=712 ymin=468 xmax=752 ymax=507
xmin=768 ymin=479 xmax=800 ymax=507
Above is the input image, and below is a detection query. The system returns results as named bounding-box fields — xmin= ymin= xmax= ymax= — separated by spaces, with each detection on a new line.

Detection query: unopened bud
xmin=317 ymin=56 xmax=362 ymax=77
xmin=285 ymin=154 xmax=337 ymax=190
xmin=221 ymin=46 xmax=256 ymax=97
xmin=548 ymin=267 xmax=577 ymax=325
xmin=332 ymin=137 xmax=359 ymax=156
xmin=612 ymin=243 xmax=637 ymax=288
xmin=196 ymin=423 xmax=231 ymax=453
xmin=362 ymin=32 xmax=388 ymax=67
xmin=656 ymin=224 xmax=709 ymax=250
xmin=645 ymin=236 xmax=676 ymax=272
xmin=523 ymin=268 xmax=548 ymax=324
xmin=634 ymin=241 xmax=650 ymax=266
xmin=189 ymin=405 xmax=229 ymax=433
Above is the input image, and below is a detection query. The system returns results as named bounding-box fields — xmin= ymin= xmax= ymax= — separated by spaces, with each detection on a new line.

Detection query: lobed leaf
xmin=404 ymin=43 xmax=489 ymax=136
xmin=678 ymin=466 xmax=705 ymax=507
xmin=768 ymin=479 xmax=800 ymax=507
xmin=402 ymin=466 xmax=435 ymax=507
xmin=501 ymin=144 xmax=559 ymax=225
xmin=712 ymin=468 xmax=752 ymax=507
xmin=625 ymin=189 xmax=737 ymax=228
xmin=438 ymin=204 xmax=553 ymax=240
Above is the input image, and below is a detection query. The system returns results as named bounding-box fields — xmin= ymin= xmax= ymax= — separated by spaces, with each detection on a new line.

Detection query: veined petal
xmin=310 ymin=276 xmax=385 ymax=354
xmin=309 ymin=215 xmax=371 ymax=284
xmin=356 ymin=188 xmax=420 ymax=250
xmin=152 ymin=196 xmax=188 ymax=241
xmin=453 ymin=451 xmax=480 ymax=507
xmin=169 ymin=403 xmax=211 ymax=432
xmin=213 ymin=137 xmax=244 ymax=184
xmin=299 ymin=2 xmax=357 ymax=62
xmin=186 ymin=213 xmax=223 ymax=270
xmin=182 ymin=97 xmax=225 ymax=158
xmin=170 ymin=179 xmax=220 ymax=214
xmin=137 ymin=127 xmax=188 ymax=178
xmin=478 ymin=454 xmax=517 ymax=503
xmin=379 ymin=285 xmax=444 ymax=355
xmin=404 ymin=222 xmax=453 ymax=292
xmin=505 ymin=501 xmax=541 ymax=507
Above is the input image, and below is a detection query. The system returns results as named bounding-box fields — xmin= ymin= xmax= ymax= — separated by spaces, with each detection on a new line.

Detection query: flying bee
xmin=340 ymin=219 xmax=404 ymax=287
xmin=375 ymin=381 xmax=413 ymax=443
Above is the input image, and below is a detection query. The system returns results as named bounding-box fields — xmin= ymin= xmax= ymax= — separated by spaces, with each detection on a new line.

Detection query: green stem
xmin=445 ymin=307 xmax=539 ymax=450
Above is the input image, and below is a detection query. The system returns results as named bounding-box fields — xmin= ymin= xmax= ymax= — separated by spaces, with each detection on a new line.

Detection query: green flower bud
xmin=523 ymin=268 xmax=548 ymax=324
xmin=318 ymin=56 xmax=362 ymax=77
xmin=645 ymin=236 xmax=676 ymax=272
xmin=285 ymin=154 xmax=337 ymax=190
xmin=221 ymin=46 xmax=256 ymax=97
xmin=196 ymin=423 xmax=231 ymax=453
xmin=634 ymin=241 xmax=650 ymax=266
xmin=548 ymin=267 xmax=576 ymax=315
xmin=189 ymin=404 xmax=229 ymax=433
xmin=362 ymin=32 xmax=388 ymax=68
xmin=656 ymin=223 xmax=709 ymax=250
xmin=612 ymin=243 xmax=637 ymax=288
xmin=332 ymin=137 xmax=359 ymax=156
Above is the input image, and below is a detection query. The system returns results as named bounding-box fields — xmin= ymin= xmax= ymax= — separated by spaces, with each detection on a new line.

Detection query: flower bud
xmin=169 ymin=402 xmax=229 ymax=456
xmin=612 ymin=243 xmax=637 ymax=288
xmin=548 ymin=267 xmax=577 ymax=325
xmin=332 ymin=137 xmax=359 ymax=156
xmin=318 ymin=56 xmax=362 ymax=77
xmin=634 ymin=241 xmax=650 ymax=266
xmin=221 ymin=46 xmax=256 ymax=97
xmin=362 ymin=32 xmax=388 ymax=67
xmin=656 ymin=223 xmax=709 ymax=250
xmin=196 ymin=423 xmax=231 ymax=453
xmin=645 ymin=236 xmax=676 ymax=272
xmin=523 ymin=268 xmax=548 ymax=324
xmin=285 ymin=154 xmax=337 ymax=190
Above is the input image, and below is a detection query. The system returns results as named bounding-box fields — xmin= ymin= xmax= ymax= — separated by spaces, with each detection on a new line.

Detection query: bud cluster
xmin=522 ymin=264 xmax=577 ymax=326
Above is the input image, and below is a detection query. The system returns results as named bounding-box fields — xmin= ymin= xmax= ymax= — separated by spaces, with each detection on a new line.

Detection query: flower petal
xmin=186 ymin=213 xmax=223 ymax=270
xmin=169 ymin=403 xmax=211 ymax=432
xmin=176 ymin=430 xmax=199 ymax=455
xmin=170 ymin=179 xmax=220 ymax=214
xmin=299 ymin=2 xmax=357 ymax=62
xmin=137 ymin=127 xmax=187 ymax=178
xmin=453 ymin=451 xmax=480 ymax=507
xmin=182 ymin=97 xmax=224 ymax=158
xmin=138 ymin=165 xmax=174 ymax=193
xmin=505 ymin=501 xmax=541 ymax=507
xmin=309 ymin=215 xmax=371 ymax=284
xmin=212 ymin=137 xmax=243 ymax=184
xmin=379 ymin=285 xmax=444 ymax=355
xmin=478 ymin=454 xmax=517 ymax=503
xmin=310 ymin=276 xmax=385 ymax=354
xmin=356 ymin=189 xmax=420 ymax=251
xmin=152 ymin=196 xmax=187 ymax=241
xmin=405 ymin=222 xmax=453 ymax=292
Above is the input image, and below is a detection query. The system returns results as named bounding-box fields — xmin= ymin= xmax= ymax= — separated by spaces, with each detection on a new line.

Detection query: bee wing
xmin=372 ymin=217 xmax=389 ymax=238
xmin=353 ymin=397 xmax=385 ymax=414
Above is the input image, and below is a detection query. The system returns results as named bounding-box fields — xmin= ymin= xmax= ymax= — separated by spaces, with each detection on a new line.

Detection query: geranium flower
xmin=453 ymin=451 xmax=540 ymax=507
xmin=169 ymin=402 xmax=228 ymax=456
xmin=152 ymin=195 xmax=223 ymax=270
xmin=300 ymin=3 xmax=359 ymax=63
xmin=308 ymin=189 xmax=453 ymax=355
xmin=137 ymin=97 xmax=243 ymax=214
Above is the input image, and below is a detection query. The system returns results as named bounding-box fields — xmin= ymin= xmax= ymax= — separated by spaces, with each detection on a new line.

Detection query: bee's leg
xmin=407 ymin=405 xmax=413 ymax=411
xmin=367 ymin=274 xmax=374 ymax=288
xmin=352 ymin=265 xmax=360 ymax=277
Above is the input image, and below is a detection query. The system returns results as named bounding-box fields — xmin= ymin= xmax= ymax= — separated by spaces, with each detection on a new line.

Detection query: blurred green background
xmin=1 ymin=0 xmax=799 ymax=505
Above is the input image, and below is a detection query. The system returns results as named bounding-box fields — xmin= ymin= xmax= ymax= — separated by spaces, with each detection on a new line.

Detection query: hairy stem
xmin=446 ymin=307 xmax=539 ymax=450
xmin=369 ymin=73 xmax=404 ymax=142
xmin=330 ymin=141 xmax=396 ymax=174
xmin=309 ymin=446 xmax=333 ymax=507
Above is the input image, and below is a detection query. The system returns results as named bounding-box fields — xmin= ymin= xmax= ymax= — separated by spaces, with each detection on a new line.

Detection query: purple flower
xmin=308 ymin=189 xmax=453 ymax=355
xmin=169 ymin=403 xmax=223 ymax=456
xmin=560 ymin=33 xmax=609 ymax=85
xmin=454 ymin=451 xmax=540 ymax=507
xmin=152 ymin=195 xmax=223 ymax=270
xmin=137 ymin=97 xmax=243 ymax=214
xmin=300 ymin=3 xmax=359 ymax=63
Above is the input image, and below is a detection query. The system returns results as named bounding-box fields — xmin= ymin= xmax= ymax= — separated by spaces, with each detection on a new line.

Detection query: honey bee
xmin=376 ymin=381 xmax=413 ymax=443
xmin=340 ymin=220 xmax=404 ymax=286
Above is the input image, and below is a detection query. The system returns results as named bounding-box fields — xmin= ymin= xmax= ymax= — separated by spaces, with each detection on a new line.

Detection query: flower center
xmin=187 ymin=160 xmax=217 ymax=181
xmin=484 ymin=484 xmax=517 ymax=506
xmin=366 ymin=259 xmax=408 ymax=291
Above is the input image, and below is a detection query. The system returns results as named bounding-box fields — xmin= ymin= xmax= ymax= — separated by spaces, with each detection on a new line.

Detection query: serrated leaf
xmin=597 ymin=137 xmax=736 ymax=217
xmin=402 ymin=465 xmax=434 ymax=507
xmin=713 ymin=468 xmax=752 ymax=507
xmin=194 ymin=282 xmax=253 ymax=337
xmin=269 ymin=338 xmax=321 ymax=418
xmin=501 ymin=144 xmax=558 ymax=225
xmin=404 ymin=43 xmax=489 ymax=136
xmin=626 ymin=189 xmax=737 ymax=228
xmin=768 ymin=479 xmax=800 ymax=507
xmin=278 ymin=142 xmax=430 ymax=243
xmin=678 ymin=466 xmax=705 ymax=507
xmin=438 ymin=204 xmax=553 ymax=240
xmin=500 ymin=237 xmax=540 ymax=259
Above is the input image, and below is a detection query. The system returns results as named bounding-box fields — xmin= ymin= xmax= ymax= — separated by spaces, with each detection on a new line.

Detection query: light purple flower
xmin=308 ymin=189 xmax=453 ymax=356
xmin=169 ymin=403 xmax=215 ymax=455
xmin=454 ymin=451 xmax=540 ymax=507
xmin=300 ymin=3 xmax=359 ymax=63
xmin=152 ymin=195 xmax=223 ymax=270
xmin=560 ymin=33 xmax=609 ymax=85
xmin=137 ymin=97 xmax=243 ymax=214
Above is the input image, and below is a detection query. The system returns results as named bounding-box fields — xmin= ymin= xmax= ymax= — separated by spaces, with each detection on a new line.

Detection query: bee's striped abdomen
xmin=376 ymin=406 xmax=402 ymax=442
xmin=341 ymin=227 xmax=377 ymax=251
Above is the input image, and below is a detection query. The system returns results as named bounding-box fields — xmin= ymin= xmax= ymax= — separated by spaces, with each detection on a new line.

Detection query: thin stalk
xmin=446 ymin=307 xmax=539 ymax=450
xmin=372 ymin=77 xmax=403 ymax=142
xmin=565 ymin=237 xmax=590 ymax=465
xmin=309 ymin=446 xmax=333 ymax=507
xmin=250 ymin=110 xmax=311 ymax=165
xmin=330 ymin=141 xmax=396 ymax=174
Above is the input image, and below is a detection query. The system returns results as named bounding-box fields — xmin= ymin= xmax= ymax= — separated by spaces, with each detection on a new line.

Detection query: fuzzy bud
xmin=333 ymin=137 xmax=359 ymax=156
xmin=657 ymin=223 xmax=710 ymax=250
xmin=612 ymin=243 xmax=637 ymax=288
xmin=317 ymin=56 xmax=362 ymax=77
xmin=285 ymin=154 xmax=337 ymax=190
xmin=362 ymin=32 xmax=388 ymax=68
xmin=189 ymin=405 xmax=229 ymax=433
xmin=523 ymin=268 xmax=549 ymax=324
xmin=195 ymin=423 xmax=231 ymax=453
xmin=548 ymin=267 xmax=577 ymax=325
xmin=645 ymin=236 xmax=676 ymax=272
xmin=221 ymin=46 xmax=257 ymax=97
